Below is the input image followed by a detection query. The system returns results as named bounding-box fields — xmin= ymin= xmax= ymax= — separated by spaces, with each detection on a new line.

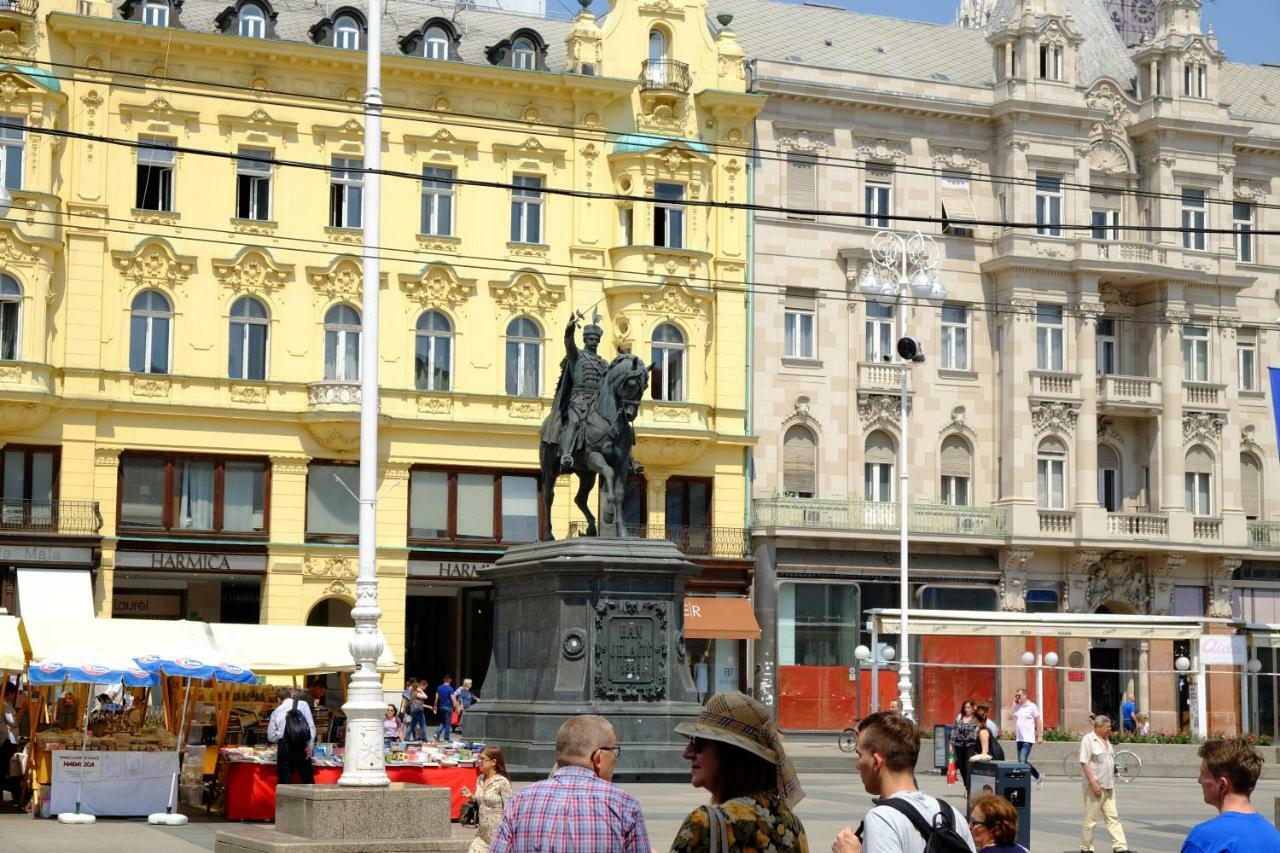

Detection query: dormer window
xmin=238 ymin=2 xmax=265 ymax=37
xmin=512 ymin=37 xmax=536 ymax=70
xmin=334 ymin=14 xmax=360 ymax=50
xmin=1038 ymin=43 xmax=1062 ymax=81
xmin=1184 ymin=62 xmax=1208 ymax=98
xmin=425 ymin=25 xmax=448 ymax=59
xmin=143 ymin=0 xmax=170 ymax=26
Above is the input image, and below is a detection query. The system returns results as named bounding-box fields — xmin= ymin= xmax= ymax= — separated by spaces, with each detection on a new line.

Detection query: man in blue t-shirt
xmin=433 ymin=674 xmax=456 ymax=743
xmin=1182 ymin=737 xmax=1280 ymax=853
xmin=1120 ymin=694 xmax=1136 ymax=732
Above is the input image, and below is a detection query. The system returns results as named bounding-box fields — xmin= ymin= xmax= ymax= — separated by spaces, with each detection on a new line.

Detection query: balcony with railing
xmin=1029 ymin=371 xmax=1079 ymax=399
xmin=857 ymin=362 xmax=911 ymax=392
xmin=1248 ymin=521 xmax=1280 ymax=550
xmin=1097 ymin=374 xmax=1162 ymax=411
xmin=307 ymin=380 xmax=361 ymax=407
xmin=751 ymin=497 xmax=1008 ymax=538
xmin=0 ymin=500 xmax=103 ymax=536
xmin=1192 ymin=517 xmax=1222 ymax=542
xmin=1037 ymin=509 xmax=1075 ymax=536
xmin=639 ymin=59 xmax=692 ymax=93
xmin=567 ymin=522 xmax=748 ymax=558
xmin=1106 ymin=512 xmax=1168 ymax=539
xmin=1183 ymin=381 xmax=1227 ymax=410
xmin=0 ymin=0 xmax=38 ymax=16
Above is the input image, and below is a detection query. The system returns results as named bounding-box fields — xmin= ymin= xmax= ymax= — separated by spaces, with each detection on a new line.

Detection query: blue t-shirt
xmin=1121 ymin=700 xmax=1136 ymax=723
xmin=436 ymin=683 xmax=454 ymax=710
xmin=1182 ymin=810 xmax=1280 ymax=853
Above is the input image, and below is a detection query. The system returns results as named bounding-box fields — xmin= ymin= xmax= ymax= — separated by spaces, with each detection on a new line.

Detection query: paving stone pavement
xmin=1 ymin=773 xmax=1276 ymax=852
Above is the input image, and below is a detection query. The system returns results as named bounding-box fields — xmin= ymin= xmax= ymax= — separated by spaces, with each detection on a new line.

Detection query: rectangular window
xmin=306 ymin=462 xmax=358 ymax=537
xmin=1182 ymin=188 xmax=1206 ymax=251
xmin=619 ymin=206 xmax=633 ymax=246
xmin=1097 ymin=317 xmax=1117 ymax=375
xmin=784 ymin=290 xmax=816 ymax=360
xmin=1035 ymin=303 xmax=1064 ymax=371
xmin=940 ymin=475 xmax=969 ymax=506
xmin=665 ymin=477 xmax=711 ymax=529
xmin=0 ymin=118 xmax=23 ymax=190
xmin=510 ymin=175 xmax=543 ymax=244
xmin=235 ymin=147 xmax=272 ymax=221
xmin=1185 ymin=472 xmax=1212 ymax=516
xmin=940 ymin=173 xmax=975 ymax=237
xmin=1035 ymin=174 xmax=1062 ymax=236
xmin=120 ymin=453 xmax=268 ymax=534
xmin=0 ymin=446 xmax=56 ymax=528
xmin=653 ymin=182 xmax=685 ymax=249
xmin=420 ymin=166 xmax=454 ymax=236
xmin=786 ymin=152 xmax=817 ymax=218
xmin=1182 ymin=324 xmax=1210 ymax=382
xmin=1234 ymin=201 xmax=1255 ymax=263
xmin=408 ymin=468 xmax=540 ymax=544
xmin=865 ymin=303 xmax=894 ymax=363
xmin=1099 ymin=468 xmax=1120 ymax=512
xmin=864 ymin=167 xmax=891 ymax=228
xmin=777 ymin=582 xmax=858 ymax=668
xmin=1238 ymin=328 xmax=1258 ymax=392
xmin=1184 ymin=63 xmax=1208 ymax=98
xmin=143 ymin=1 xmax=169 ymax=27
xmin=136 ymin=136 xmax=175 ymax=212
xmin=329 ymin=156 xmax=363 ymax=228
xmin=1039 ymin=44 xmax=1063 ymax=80
xmin=864 ymin=463 xmax=893 ymax=502
xmin=940 ymin=305 xmax=969 ymax=370
xmin=1037 ymin=458 xmax=1066 ymax=509
xmin=1091 ymin=209 xmax=1120 ymax=240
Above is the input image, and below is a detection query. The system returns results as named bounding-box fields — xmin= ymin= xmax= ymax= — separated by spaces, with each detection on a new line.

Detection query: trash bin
xmin=970 ymin=760 xmax=1032 ymax=849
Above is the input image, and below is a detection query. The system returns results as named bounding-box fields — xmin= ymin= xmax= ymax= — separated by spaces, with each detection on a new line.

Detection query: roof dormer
xmin=986 ymin=0 xmax=1082 ymax=93
xmin=309 ymin=7 xmax=366 ymax=51
xmin=399 ymin=18 xmax=460 ymax=61
xmin=485 ymin=29 xmax=548 ymax=72
xmin=1132 ymin=0 xmax=1223 ymax=105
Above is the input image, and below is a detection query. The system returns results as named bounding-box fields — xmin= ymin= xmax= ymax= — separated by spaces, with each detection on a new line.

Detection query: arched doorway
xmin=306 ymin=597 xmax=354 ymax=627
xmin=305 ymin=597 xmax=353 ymax=720
xmin=1090 ymin=601 xmax=1137 ymax=727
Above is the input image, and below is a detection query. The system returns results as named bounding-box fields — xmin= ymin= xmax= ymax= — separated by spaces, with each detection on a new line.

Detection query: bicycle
xmin=1062 ymin=748 xmax=1142 ymax=783
xmin=838 ymin=726 xmax=857 ymax=753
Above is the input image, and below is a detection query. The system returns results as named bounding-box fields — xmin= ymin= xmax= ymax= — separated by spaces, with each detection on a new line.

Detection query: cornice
xmin=749 ymin=76 xmax=993 ymax=123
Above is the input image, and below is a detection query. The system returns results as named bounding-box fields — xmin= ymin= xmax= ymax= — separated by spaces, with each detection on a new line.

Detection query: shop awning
xmin=1246 ymin=624 xmax=1280 ymax=648
xmin=869 ymin=608 xmax=1213 ymax=641
xmin=683 ymin=597 xmax=761 ymax=640
xmin=0 ymin=615 xmax=25 ymax=671
xmin=939 ymin=176 xmax=978 ymax=230
xmin=208 ymin=623 xmax=398 ymax=675
xmin=21 ymin=617 xmax=220 ymax=664
xmin=17 ymin=568 xmax=95 ymax=621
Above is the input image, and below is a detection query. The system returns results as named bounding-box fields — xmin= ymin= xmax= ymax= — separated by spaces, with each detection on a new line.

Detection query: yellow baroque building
xmin=0 ymin=0 xmax=761 ymax=688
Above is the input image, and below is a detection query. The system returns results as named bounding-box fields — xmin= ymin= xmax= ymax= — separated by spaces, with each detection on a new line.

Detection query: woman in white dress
xmin=461 ymin=745 xmax=511 ymax=853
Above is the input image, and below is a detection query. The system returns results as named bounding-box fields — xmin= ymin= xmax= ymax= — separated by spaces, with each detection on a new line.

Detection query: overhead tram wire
xmin=18 ymin=55 xmax=1280 ymax=214
xmin=16 ymin=202 xmax=1280 ymax=335
xmin=15 ymin=121 xmax=1280 ymax=242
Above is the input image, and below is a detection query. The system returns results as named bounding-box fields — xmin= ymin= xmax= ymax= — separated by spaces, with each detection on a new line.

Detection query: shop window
xmin=778 ymin=582 xmax=858 ymax=666
xmin=306 ymin=462 xmax=358 ymax=538
xmin=120 ymin=453 xmax=268 ymax=534
xmin=1026 ymin=588 xmax=1060 ymax=614
xmin=407 ymin=467 xmax=541 ymax=544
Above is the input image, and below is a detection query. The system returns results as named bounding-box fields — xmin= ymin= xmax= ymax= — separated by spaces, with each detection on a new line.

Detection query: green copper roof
xmin=1 ymin=65 xmax=60 ymax=93
xmin=611 ymin=133 xmax=711 ymax=156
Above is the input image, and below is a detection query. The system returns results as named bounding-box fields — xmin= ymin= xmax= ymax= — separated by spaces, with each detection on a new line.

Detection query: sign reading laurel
xmin=593 ymin=600 xmax=669 ymax=701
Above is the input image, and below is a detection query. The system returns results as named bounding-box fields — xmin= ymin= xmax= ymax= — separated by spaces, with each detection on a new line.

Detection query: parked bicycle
xmin=838 ymin=726 xmax=857 ymax=753
xmin=1063 ymin=748 xmax=1142 ymax=783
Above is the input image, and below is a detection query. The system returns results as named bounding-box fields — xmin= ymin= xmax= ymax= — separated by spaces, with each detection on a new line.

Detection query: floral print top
xmin=669 ymin=791 xmax=808 ymax=853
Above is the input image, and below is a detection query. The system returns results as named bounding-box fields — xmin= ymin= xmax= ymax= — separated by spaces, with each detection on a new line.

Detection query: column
xmin=1160 ymin=308 xmax=1188 ymax=525
xmin=92 ymin=446 xmax=122 ymax=618
xmin=1076 ymin=300 xmax=1103 ymax=536
xmin=1137 ymin=641 xmax=1151 ymax=721
xmin=999 ymin=299 xmax=1038 ymax=533
xmin=1219 ymin=321 xmax=1246 ymax=543
xmin=752 ymin=538 xmax=778 ymax=711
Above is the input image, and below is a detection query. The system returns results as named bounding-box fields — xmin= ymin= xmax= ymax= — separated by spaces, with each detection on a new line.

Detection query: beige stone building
xmin=725 ymin=0 xmax=1280 ymax=735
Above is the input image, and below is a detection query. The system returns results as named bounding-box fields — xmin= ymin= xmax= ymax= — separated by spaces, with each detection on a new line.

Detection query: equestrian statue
xmin=538 ymin=312 xmax=648 ymax=540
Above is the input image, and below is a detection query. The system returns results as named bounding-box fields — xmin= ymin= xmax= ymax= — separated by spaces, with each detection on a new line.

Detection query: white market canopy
xmin=209 ymin=623 xmax=397 ymax=675
xmin=0 ymin=615 xmax=25 ymax=671
xmin=868 ymin=608 xmax=1220 ymax=641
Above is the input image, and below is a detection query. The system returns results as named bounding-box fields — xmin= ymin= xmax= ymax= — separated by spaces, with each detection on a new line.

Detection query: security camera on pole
xmin=857 ymin=230 xmax=947 ymax=721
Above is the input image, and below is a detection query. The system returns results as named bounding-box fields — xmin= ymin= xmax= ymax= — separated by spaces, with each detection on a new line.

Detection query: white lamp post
xmin=339 ymin=0 xmax=389 ymax=787
xmin=861 ymin=230 xmax=945 ymax=722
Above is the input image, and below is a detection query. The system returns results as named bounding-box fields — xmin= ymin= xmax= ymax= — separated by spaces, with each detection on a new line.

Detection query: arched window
xmin=864 ymin=430 xmax=895 ymax=503
xmin=323 ymin=304 xmax=361 ymax=381
xmin=143 ymin=0 xmax=170 ymax=27
xmin=415 ymin=310 xmax=452 ymax=391
xmin=0 ymin=274 xmax=19 ymax=361
xmin=424 ymin=25 xmax=449 ymax=59
xmin=1097 ymin=444 xmax=1121 ymax=512
xmin=228 ymin=296 xmax=269 ymax=381
xmin=939 ymin=435 xmax=972 ymax=506
xmin=512 ymin=37 xmax=536 ymax=70
xmin=1037 ymin=436 xmax=1068 ymax=509
xmin=783 ymin=425 xmax=817 ymax=498
xmin=1242 ymin=453 xmax=1263 ymax=521
xmin=130 ymin=290 xmax=172 ymax=374
xmin=650 ymin=323 xmax=685 ymax=402
xmin=238 ymin=2 xmax=266 ymax=38
xmin=648 ymin=28 xmax=667 ymax=62
xmin=334 ymin=14 xmax=361 ymax=50
xmin=1185 ymin=445 xmax=1214 ymax=517
xmin=505 ymin=317 xmax=540 ymax=396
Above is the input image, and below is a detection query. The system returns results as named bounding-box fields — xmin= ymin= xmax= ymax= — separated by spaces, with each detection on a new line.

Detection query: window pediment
xmin=398 ymin=263 xmax=476 ymax=309
xmin=215 ymin=0 xmax=278 ymax=38
xmin=218 ymin=109 xmax=297 ymax=145
xmin=306 ymin=255 xmax=385 ymax=303
xmin=119 ymin=96 xmax=200 ymax=136
xmin=112 ymin=237 xmax=196 ymax=290
xmin=488 ymin=270 xmax=563 ymax=315
xmin=212 ymin=247 xmax=292 ymax=294
xmin=403 ymin=129 xmax=478 ymax=157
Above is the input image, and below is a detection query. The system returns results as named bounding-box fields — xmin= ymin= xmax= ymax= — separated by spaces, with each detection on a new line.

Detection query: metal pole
xmin=870 ymin=619 xmax=880 ymax=711
xmin=896 ymin=238 xmax=914 ymax=722
xmin=339 ymin=0 xmax=388 ymax=787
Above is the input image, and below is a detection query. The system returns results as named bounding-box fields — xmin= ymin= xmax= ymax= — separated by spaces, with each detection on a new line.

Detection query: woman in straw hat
xmin=669 ymin=691 xmax=807 ymax=852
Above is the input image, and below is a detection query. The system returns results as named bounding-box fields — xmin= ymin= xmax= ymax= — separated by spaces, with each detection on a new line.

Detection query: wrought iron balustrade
xmin=566 ymin=521 xmax=748 ymax=558
xmin=640 ymin=59 xmax=692 ymax=92
xmin=0 ymin=499 xmax=103 ymax=535
xmin=751 ymin=497 xmax=1007 ymax=537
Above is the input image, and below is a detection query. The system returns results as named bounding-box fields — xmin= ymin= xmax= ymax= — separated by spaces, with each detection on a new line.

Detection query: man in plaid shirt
xmin=490 ymin=715 xmax=650 ymax=853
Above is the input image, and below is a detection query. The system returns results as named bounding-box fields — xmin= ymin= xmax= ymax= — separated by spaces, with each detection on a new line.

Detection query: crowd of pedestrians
xmin=385 ymin=674 xmax=479 ymax=742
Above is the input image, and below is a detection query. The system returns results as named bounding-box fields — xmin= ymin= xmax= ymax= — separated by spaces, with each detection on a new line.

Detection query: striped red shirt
xmin=489 ymin=765 xmax=650 ymax=853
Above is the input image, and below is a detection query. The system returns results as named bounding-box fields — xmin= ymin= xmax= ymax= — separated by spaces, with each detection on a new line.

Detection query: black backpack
xmin=283 ymin=698 xmax=311 ymax=753
xmin=871 ymin=797 xmax=973 ymax=853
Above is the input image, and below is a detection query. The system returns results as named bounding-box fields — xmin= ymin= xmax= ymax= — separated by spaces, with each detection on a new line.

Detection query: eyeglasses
xmin=687 ymin=736 xmax=709 ymax=753
xmin=594 ymin=745 xmax=621 ymax=758
xmin=968 ymin=818 xmax=992 ymax=829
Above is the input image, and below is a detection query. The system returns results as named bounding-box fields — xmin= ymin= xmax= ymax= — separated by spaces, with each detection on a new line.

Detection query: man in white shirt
xmin=267 ymin=687 xmax=316 ymax=785
xmin=1011 ymin=687 xmax=1043 ymax=786
xmin=1079 ymin=715 xmax=1130 ymax=853
xmin=833 ymin=711 xmax=976 ymax=853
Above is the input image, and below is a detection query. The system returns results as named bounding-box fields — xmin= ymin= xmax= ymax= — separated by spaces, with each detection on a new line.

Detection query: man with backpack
xmin=833 ymin=711 xmax=976 ymax=853
xmin=267 ymin=687 xmax=317 ymax=785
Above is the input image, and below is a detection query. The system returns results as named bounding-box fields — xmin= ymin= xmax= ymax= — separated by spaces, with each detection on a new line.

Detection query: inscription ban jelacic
xmin=607 ymin=618 xmax=655 ymax=685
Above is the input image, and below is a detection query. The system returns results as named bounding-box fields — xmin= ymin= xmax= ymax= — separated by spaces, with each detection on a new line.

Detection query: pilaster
xmin=1160 ymin=307 xmax=1188 ymax=523
xmin=269 ymin=455 xmax=311 ymax=541
xmin=1075 ymin=300 xmax=1104 ymax=536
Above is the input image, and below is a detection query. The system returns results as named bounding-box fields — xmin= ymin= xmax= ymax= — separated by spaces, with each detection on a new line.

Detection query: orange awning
xmin=683 ymin=597 xmax=761 ymax=640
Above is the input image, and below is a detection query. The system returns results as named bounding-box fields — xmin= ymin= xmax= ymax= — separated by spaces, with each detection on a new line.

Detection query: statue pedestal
xmin=466 ymin=537 xmax=703 ymax=779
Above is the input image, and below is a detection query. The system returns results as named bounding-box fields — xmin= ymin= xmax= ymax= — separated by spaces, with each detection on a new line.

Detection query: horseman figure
xmin=551 ymin=313 xmax=610 ymax=472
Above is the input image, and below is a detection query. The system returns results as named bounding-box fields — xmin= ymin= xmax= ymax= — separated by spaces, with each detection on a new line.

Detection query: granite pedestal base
xmin=466 ymin=537 xmax=704 ymax=779
xmin=214 ymin=784 xmax=469 ymax=853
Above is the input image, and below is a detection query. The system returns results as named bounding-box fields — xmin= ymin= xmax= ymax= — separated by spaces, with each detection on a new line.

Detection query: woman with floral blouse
xmin=669 ymin=691 xmax=808 ymax=852
xmin=462 ymin=745 xmax=512 ymax=852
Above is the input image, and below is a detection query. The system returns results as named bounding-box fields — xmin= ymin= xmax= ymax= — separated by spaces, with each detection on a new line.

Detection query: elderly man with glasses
xmin=1079 ymin=715 xmax=1131 ymax=853
xmin=490 ymin=715 xmax=649 ymax=853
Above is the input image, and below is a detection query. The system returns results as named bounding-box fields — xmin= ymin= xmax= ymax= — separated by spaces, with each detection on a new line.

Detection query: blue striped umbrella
xmin=28 ymin=657 xmax=158 ymax=687
xmin=133 ymin=655 xmax=257 ymax=684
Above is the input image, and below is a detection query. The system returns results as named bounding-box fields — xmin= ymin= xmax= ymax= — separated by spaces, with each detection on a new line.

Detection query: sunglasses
xmin=687 ymin=736 xmax=711 ymax=753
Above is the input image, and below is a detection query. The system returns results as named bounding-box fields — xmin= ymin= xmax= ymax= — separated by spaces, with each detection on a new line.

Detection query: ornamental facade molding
xmin=304 ymin=554 xmax=357 ymax=580
xmin=398 ymin=263 xmax=477 ymax=310
xmin=1234 ymin=179 xmax=1269 ymax=201
xmin=306 ymin=256 xmax=385 ymax=304
xmin=939 ymin=405 xmax=976 ymax=440
xmin=1031 ymin=401 xmax=1078 ymax=436
xmin=1207 ymin=557 xmax=1243 ymax=618
xmin=112 ymin=238 xmax=197 ymax=291
xmin=775 ymin=128 xmax=832 ymax=154
xmin=640 ymin=281 xmax=708 ymax=318
xmin=489 ymin=271 xmax=565 ymax=315
xmin=853 ymin=137 xmax=908 ymax=164
xmin=998 ymin=546 xmax=1033 ymax=612
xmin=1086 ymin=552 xmax=1150 ymax=614
xmin=929 ymin=146 xmax=984 ymax=172
xmin=1183 ymin=411 xmax=1225 ymax=446
xmin=857 ymin=393 xmax=902 ymax=431
xmin=212 ymin=248 xmax=293 ymax=295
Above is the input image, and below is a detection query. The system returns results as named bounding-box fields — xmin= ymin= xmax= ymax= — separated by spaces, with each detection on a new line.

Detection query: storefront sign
xmin=1199 ymin=635 xmax=1246 ymax=666
xmin=115 ymin=551 xmax=266 ymax=573
xmin=408 ymin=559 xmax=489 ymax=579
xmin=0 ymin=544 xmax=94 ymax=565
xmin=112 ymin=593 xmax=182 ymax=619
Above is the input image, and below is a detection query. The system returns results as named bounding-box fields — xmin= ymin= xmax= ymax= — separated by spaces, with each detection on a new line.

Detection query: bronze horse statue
xmin=537 ymin=353 xmax=648 ymax=540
